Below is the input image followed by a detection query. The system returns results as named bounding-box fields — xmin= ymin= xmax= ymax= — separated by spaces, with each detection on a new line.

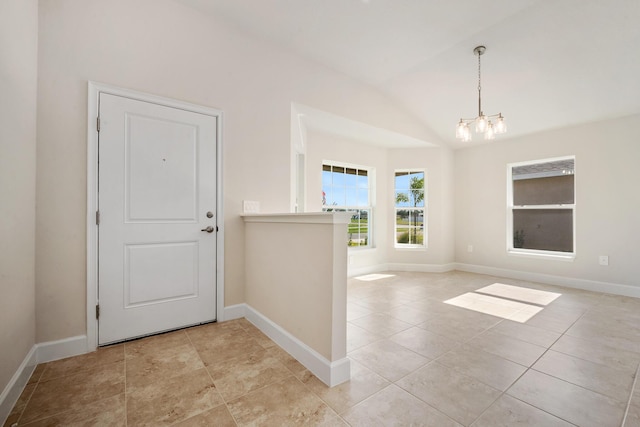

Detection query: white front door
xmin=98 ymin=93 xmax=217 ymax=345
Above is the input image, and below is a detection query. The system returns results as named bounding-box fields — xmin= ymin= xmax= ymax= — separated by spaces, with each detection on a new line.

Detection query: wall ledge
xmin=241 ymin=212 xmax=351 ymax=224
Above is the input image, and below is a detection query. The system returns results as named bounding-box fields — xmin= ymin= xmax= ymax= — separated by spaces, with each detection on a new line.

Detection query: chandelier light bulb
xmin=462 ymin=124 xmax=471 ymax=141
xmin=484 ymin=122 xmax=495 ymax=140
xmin=456 ymin=120 xmax=467 ymax=139
xmin=476 ymin=114 xmax=488 ymax=133
xmin=495 ymin=114 xmax=507 ymax=134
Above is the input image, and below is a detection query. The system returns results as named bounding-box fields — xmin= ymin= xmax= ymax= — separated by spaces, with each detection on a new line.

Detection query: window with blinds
xmin=322 ymin=163 xmax=372 ymax=248
xmin=508 ymin=157 xmax=575 ymax=257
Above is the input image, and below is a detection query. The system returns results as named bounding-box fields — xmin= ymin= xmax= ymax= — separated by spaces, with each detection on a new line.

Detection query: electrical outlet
xmin=599 ymin=255 xmax=609 ymax=266
xmin=467 ymin=244 xmax=473 ymax=253
xmin=243 ymin=200 xmax=260 ymax=214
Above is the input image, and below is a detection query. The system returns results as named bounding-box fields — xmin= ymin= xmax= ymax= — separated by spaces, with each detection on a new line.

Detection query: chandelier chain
xmin=477 ymin=51 xmax=482 ymax=116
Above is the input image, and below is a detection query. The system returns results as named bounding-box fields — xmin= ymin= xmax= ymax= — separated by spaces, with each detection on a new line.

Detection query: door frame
xmin=86 ymin=81 xmax=225 ymax=350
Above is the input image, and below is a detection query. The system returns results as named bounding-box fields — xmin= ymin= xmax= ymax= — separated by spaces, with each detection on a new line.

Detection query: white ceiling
xmin=176 ymin=0 xmax=640 ymax=148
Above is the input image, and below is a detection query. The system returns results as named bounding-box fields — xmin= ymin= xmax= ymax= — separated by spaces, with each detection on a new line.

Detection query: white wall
xmin=35 ymin=0 xmax=438 ymax=342
xmin=0 ymin=0 xmax=38 ymax=395
xmin=455 ymin=115 xmax=640 ymax=291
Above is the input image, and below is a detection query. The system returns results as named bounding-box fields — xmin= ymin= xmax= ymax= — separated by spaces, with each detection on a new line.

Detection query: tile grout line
xmin=621 ymin=360 xmax=640 ymax=427
xmin=539 ymin=299 xmax=640 ymax=409
xmin=12 ymin=364 xmax=42 ymax=426
xmin=501 ymin=394 xmax=579 ymax=426
xmin=207 ymin=359 xmax=335 ymax=426
xmin=350 ymin=281 xmax=526 ymax=424
xmin=392 ymin=359 xmax=484 ymax=427
xmin=12 ymin=349 xmax=127 ymax=426
xmin=185 ymin=324 xmax=241 ymax=426
xmin=352 ymin=277 xmax=638 ymax=426
xmin=290 ymin=373 xmax=350 ymax=425
xmin=328 ymin=302 xmax=448 ymax=425
xmin=260 ymin=323 xmax=355 ymax=426
xmin=362 ymin=278 xmax=616 ymax=422
xmin=501 ymin=295 xmax=637 ymax=425
xmin=466 ymin=296 xmax=591 ymax=426
xmin=386 ymin=290 xmax=509 ymax=423
xmin=123 ymin=342 xmax=128 ymax=427
xmin=214 ymin=320 xmax=313 ymax=423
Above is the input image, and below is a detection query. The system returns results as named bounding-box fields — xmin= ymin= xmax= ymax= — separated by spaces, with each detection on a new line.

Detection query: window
xmin=394 ymin=170 xmax=426 ymax=247
xmin=322 ymin=163 xmax=371 ymax=248
xmin=507 ymin=156 xmax=575 ymax=257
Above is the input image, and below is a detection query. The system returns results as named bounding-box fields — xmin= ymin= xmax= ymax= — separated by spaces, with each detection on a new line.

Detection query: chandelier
xmin=456 ymin=46 xmax=506 ymax=141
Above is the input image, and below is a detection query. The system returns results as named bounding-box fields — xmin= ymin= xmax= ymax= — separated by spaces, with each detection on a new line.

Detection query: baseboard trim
xmin=227 ymin=303 xmax=350 ymax=387
xmin=348 ymin=264 xmax=389 ymax=277
xmin=1 ymin=334 xmax=91 ymax=423
xmin=388 ymin=262 xmax=456 ymax=273
xmin=455 ymin=263 xmax=640 ymax=298
xmin=245 ymin=304 xmax=350 ymax=387
xmin=0 ymin=346 xmax=37 ymax=425
xmin=347 ymin=261 xmax=639 ymax=297
xmin=36 ymin=335 xmax=88 ymax=364
xmin=348 ymin=262 xmax=457 ymax=277
xmin=1 ymin=334 xmax=92 ymax=424
xmin=221 ymin=303 xmax=247 ymax=321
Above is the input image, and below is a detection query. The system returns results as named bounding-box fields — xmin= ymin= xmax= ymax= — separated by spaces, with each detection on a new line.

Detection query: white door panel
xmin=124 ymin=242 xmax=198 ymax=307
xmin=126 ymin=114 xmax=198 ymax=222
xmin=98 ymin=93 xmax=217 ymax=344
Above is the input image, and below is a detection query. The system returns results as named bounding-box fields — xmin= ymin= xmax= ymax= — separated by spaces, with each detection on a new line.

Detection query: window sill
xmin=507 ymin=249 xmax=575 ymax=262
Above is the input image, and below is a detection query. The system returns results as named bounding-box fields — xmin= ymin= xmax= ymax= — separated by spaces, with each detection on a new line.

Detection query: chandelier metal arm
xmin=458 ymin=112 xmax=503 ymax=124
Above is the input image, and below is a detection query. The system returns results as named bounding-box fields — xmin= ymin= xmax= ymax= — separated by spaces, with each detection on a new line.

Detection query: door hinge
xmin=95 ymin=304 xmax=100 ymax=319
xmin=96 ymin=117 xmax=100 ymax=132
xmin=96 ymin=210 xmax=100 ymax=225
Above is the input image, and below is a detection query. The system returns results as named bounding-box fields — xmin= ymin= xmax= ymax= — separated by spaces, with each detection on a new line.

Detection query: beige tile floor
xmin=5 ymin=271 xmax=640 ymax=426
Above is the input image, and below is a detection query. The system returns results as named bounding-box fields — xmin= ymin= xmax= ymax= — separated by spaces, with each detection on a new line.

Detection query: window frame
xmin=394 ymin=169 xmax=427 ymax=249
xmin=321 ymin=160 xmax=374 ymax=249
xmin=506 ymin=156 xmax=576 ymax=260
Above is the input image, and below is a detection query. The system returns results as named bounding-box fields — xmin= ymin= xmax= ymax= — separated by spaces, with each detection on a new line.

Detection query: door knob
xmin=201 ymin=226 xmax=214 ymax=233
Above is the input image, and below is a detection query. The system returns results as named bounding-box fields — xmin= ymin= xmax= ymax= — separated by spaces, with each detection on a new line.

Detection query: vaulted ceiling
xmin=176 ymin=0 xmax=640 ymax=148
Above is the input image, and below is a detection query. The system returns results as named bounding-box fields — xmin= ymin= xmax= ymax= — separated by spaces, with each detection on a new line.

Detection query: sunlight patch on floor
xmin=444 ymin=283 xmax=561 ymax=323
xmin=475 ymin=283 xmax=561 ymax=305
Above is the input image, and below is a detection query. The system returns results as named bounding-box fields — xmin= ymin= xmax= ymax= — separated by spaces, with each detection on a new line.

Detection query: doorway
xmin=87 ymin=83 xmax=224 ymax=347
